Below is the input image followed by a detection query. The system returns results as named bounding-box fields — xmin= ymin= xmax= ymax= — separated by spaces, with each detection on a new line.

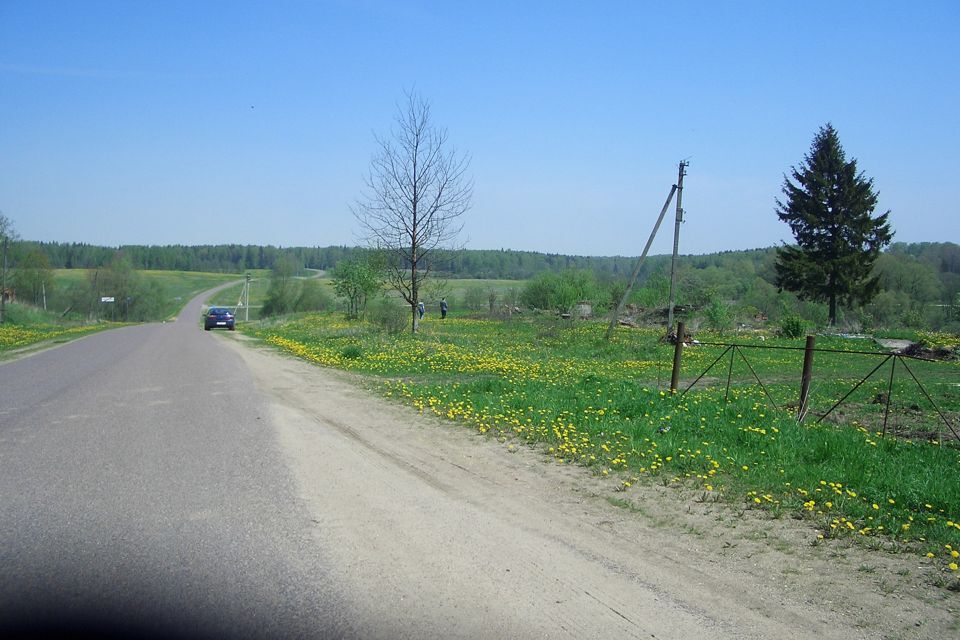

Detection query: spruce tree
xmin=775 ymin=124 xmax=893 ymax=326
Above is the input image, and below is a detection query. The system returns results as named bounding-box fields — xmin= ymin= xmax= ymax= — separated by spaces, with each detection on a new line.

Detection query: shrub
xmin=367 ymin=299 xmax=408 ymax=333
xmin=520 ymin=269 xmax=600 ymax=314
xmin=901 ymin=308 xmax=925 ymax=329
xmin=704 ymin=297 xmax=733 ymax=332
xmin=340 ymin=344 xmax=363 ymax=360
xmin=295 ymin=279 xmax=334 ymax=312
xmin=779 ymin=315 xmax=806 ymax=338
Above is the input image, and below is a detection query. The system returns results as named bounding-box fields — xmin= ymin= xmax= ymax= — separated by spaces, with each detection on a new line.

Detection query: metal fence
xmin=667 ymin=322 xmax=959 ymax=442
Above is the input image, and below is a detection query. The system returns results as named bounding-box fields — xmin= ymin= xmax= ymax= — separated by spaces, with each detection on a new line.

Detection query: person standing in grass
xmin=440 ymin=298 xmax=448 ymax=319
xmin=417 ymin=301 xmax=425 ymax=319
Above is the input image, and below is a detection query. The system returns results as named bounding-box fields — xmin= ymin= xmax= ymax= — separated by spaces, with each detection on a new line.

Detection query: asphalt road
xmin=5 ymin=290 xmax=951 ymax=640
xmin=0 ymin=290 xmax=356 ymax=639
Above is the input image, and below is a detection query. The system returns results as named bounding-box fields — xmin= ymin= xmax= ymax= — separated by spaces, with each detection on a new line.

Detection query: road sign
xmin=101 ymin=297 xmax=115 ymax=303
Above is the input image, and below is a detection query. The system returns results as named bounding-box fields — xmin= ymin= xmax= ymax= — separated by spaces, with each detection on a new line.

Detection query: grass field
xmin=246 ymin=312 xmax=960 ymax=576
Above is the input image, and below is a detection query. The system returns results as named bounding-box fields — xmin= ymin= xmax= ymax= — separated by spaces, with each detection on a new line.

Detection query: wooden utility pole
xmin=244 ymin=273 xmax=251 ymax=321
xmin=604 ymin=183 xmax=678 ymax=340
xmin=666 ymin=161 xmax=688 ymax=329
xmin=0 ymin=234 xmax=7 ymax=323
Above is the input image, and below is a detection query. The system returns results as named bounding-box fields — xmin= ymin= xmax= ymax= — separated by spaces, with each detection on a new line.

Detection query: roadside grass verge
xmin=0 ymin=303 xmax=110 ymax=353
xmin=246 ymin=313 xmax=960 ymax=576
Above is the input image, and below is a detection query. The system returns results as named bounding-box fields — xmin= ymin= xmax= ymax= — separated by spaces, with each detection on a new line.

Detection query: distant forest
xmin=23 ymin=241 xmax=650 ymax=279
xmin=17 ymin=240 xmax=960 ymax=331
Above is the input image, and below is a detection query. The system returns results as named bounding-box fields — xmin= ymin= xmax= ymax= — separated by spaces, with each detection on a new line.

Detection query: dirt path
xmin=222 ymin=336 xmax=958 ymax=639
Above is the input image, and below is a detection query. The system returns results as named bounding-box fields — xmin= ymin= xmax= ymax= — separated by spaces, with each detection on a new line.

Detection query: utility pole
xmin=0 ymin=234 xmax=7 ymax=323
xmin=604 ymin=183 xmax=678 ymax=340
xmin=91 ymin=269 xmax=99 ymax=321
xmin=244 ymin=273 xmax=251 ymax=321
xmin=666 ymin=161 xmax=688 ymax=329
xmin=0 ymin=215 xmax=16 ymax=324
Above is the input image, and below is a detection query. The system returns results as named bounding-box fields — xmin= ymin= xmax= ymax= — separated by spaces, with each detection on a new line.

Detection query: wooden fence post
xmin=670 ymin=322 xmax=684 ymax=393
xmin=798 ymin=335 xmax=816 ymax=422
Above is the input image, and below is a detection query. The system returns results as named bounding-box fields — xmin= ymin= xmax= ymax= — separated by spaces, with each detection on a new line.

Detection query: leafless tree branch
xmin=351 ymin=91 xmax=472 ymax=332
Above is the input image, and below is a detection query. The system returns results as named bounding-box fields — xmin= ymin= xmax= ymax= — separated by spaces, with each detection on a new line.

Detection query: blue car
xmin=204 ymin=307 xmax=235 ymax=331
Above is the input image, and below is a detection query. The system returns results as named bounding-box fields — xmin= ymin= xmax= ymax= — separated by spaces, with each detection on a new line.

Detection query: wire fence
xmin=667 ymin=325 xmax=959 ymax=443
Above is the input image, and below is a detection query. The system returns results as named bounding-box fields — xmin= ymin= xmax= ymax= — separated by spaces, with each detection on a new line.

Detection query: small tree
xmin=262 ymin=256 xmax=299 ymax=317
xmin=99 ymin=252 xmax=146 ymax=321
xmin=331 ymin=257 xmax=382 ymax=319
xmin=775 ymin=124 xmax=893 ymax=326
xmin=0 ymin=213 xmax=17 ymax=323
xmin=704 ymin=296 xmax=732 ymax=332
xmin=15 ymin=249 xmax=54 ymax=307
xmin=353 ymin=91 xmax=472 ymax=332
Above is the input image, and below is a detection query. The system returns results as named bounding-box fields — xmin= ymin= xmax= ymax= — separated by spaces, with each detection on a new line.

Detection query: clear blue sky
xmin=2 ymin=1 xmax=957 ymax=256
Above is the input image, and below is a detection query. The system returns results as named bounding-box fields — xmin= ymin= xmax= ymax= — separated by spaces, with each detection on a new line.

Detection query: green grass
xmin=0 ymin=302 xmax=110 ymax=353
xmin=678 ymin=335 xmax=959 ymax=440
xmin=245 ymin=312 xmax=960 ymax=570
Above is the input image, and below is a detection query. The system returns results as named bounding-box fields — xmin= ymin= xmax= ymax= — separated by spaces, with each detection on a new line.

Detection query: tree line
xmin=20 ymin=239 xmax=656 ymax=280
xmin=8 ymin=238 xmax=959 ymax=330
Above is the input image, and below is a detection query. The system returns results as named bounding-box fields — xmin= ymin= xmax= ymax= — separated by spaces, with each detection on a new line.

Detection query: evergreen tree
xmin=775 ymin=124 xmax=893 ymax=325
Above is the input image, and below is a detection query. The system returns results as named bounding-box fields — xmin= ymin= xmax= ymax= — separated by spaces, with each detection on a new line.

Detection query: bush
xmin=779 ymin=315 xmax=807 ymax=338
xmin=462 ymin=287 xmax=487 ymax=311
xmin=295 ymin=279 xmax=334 ymax=312
xmin=367 ymin=299 xmax=409 ymax=333
xmin=340 ymin=344 xmax=363 ymax=360
xmin=901 ymin=308 xmax=925 ymax=329
xmin=704 ymin=297 xmax=732 ymax=332
xmin=520 ymin=269 xmax=600 ymax=313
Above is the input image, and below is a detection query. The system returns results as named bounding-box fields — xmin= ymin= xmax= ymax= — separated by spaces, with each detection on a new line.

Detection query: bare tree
xmin=353 ymin=92 xmax=472 ymax=332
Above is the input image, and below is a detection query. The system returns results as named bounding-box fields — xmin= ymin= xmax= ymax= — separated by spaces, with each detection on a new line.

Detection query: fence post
xmin=670 ymin=321 xmax=684 ymax=393
xmin=798 ymin=335 xmax=816 ymax=422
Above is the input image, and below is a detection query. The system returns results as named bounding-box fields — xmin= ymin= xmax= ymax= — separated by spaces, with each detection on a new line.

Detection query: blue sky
xmin=2 ymin=1 xmax=957 ymax=256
